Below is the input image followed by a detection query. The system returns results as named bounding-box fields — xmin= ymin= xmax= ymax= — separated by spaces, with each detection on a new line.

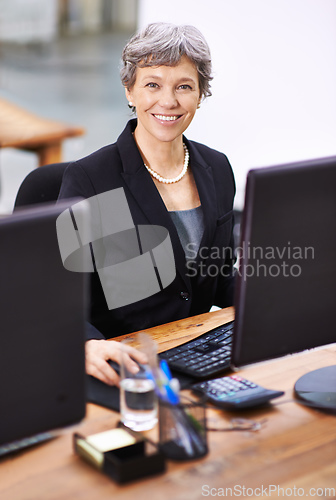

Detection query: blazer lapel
xmin=185 ymin=138 xmax=218 ymax=264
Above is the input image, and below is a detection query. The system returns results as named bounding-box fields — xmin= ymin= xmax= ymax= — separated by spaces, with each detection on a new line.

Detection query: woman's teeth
xmin=153 ymin=114 xmax=179 ymax=121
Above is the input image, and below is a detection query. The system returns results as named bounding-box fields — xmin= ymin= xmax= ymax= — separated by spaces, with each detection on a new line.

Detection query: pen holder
xmin=158 ymin=396 xmax=208 ymax=461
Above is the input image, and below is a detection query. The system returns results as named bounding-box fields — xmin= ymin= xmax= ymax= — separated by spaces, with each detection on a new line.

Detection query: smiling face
xmin=125 ymin=55 xmax=201 ymax=146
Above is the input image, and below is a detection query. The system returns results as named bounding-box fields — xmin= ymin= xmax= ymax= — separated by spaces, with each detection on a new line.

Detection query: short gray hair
xmin=120 ymin=22 xmax=213 ymax=100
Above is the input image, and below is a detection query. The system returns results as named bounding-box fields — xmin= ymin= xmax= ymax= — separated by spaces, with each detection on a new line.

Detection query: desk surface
xmin=1 ymin=307 xmax=336 ymax=500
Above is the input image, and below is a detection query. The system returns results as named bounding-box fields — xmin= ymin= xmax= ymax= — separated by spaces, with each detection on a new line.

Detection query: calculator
xmin=192 ymin=374 xmax=284 ymax=409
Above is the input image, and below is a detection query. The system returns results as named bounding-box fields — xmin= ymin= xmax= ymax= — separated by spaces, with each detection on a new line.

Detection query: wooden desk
xmin=1 ymin=307 xmax=335 ymax=500
xmin=0 ymin=98 xmax=85 ymax=166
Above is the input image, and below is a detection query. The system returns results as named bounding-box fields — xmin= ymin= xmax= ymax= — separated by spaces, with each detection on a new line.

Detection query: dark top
xmin=58 ymin=119 xmax=236 ymax=340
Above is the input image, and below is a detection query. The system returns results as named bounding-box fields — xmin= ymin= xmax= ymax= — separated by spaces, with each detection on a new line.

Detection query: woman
xmin=58 ymin=22 xmax=236 ymax=386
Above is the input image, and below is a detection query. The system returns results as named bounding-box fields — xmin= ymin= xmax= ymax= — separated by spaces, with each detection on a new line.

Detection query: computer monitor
xmin=231 ymin=155 xmax=336 ymax=410
xmin=0 ymin=200 xmax=89 ymax=455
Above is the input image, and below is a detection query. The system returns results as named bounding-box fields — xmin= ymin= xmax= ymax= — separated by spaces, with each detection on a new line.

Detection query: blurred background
xmin=0 ymin=0 xmax=335 ymax=214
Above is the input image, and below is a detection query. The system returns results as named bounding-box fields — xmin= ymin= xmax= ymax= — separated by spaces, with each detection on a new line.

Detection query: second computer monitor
xmin=231 ymin=155 xmax=336 ymax=367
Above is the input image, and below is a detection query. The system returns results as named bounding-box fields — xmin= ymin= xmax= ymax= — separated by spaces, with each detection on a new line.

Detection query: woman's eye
xmin=146 ymin=82 xmax=159 ymax=88
xmin=178 ymin=84 xmax=192 ymax=90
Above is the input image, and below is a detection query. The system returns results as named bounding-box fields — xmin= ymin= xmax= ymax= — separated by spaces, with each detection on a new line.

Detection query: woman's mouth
xmin=152 ymin=114 xmax=182 ymax=122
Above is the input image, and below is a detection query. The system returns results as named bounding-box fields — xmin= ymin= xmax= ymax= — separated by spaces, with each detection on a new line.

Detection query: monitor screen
xmin=232 ymin=155 xmax=336 ymax=364
xmin=231 ymin=156 xmax=336 ymax=410
xmin=0 ymin=201 xmax=88 ymax=454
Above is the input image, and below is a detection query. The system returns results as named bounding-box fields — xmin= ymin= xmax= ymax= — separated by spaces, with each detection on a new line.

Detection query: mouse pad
xmin=86 ymin=375 xmax=120 ymax=411
xmin=86 ymin=371 xmax=194 ymax=412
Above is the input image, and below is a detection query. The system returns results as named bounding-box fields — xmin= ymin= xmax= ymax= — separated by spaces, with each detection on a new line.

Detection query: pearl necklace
xmin=143 ymin=143 xmax=189 ymax=184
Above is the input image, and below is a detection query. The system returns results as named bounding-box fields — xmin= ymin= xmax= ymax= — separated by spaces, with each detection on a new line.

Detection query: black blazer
xmin=58 ymin=119 xmax=236 ymax=339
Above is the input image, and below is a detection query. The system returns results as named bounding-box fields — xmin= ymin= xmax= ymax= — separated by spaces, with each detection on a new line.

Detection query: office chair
xmin=13 ymin=162 xmax=69 ymax=210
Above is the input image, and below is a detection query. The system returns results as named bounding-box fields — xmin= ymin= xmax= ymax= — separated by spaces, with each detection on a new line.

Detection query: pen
xmin=159 ymin=360 xmax=180 ymax=404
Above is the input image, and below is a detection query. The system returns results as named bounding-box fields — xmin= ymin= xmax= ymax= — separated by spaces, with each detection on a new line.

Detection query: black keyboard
xmin=159 ymin=321 xmax=234 ymax=379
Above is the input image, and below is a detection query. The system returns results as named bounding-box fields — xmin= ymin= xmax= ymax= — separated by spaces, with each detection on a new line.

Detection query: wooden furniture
xmin=0 ymin=97 xmax=85 ymax=166
xmin=1 ymin=307 xmax=335 ymax=500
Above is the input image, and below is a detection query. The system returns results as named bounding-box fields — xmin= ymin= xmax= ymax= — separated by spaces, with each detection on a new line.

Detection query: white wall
xmin=138 ymin=0 xmax=336 ymax=209
xmin=0 ymin=0 xmax=58 ymax=43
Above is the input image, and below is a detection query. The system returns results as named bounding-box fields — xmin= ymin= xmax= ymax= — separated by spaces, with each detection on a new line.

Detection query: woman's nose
xmin=158 ymin=88 xmax=178 ymax=108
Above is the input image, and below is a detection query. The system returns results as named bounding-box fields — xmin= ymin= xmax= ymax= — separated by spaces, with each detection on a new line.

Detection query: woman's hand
xmin=85 ymin=339 xmax=148 ymax=386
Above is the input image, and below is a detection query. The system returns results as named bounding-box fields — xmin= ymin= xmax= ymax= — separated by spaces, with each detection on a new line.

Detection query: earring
xmin=128 ymin=101 xmax=134 ymax=108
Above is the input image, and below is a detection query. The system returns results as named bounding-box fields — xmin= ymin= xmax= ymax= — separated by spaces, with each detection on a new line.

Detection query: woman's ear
xmin=125 ymin=87 xmax=133 ymax=106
